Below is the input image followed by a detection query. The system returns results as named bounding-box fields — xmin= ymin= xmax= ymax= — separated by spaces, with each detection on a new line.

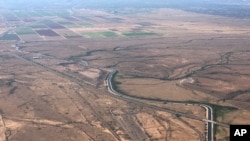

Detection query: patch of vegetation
xmin=82 ymin=32 xmax=104 ymax=38
xmin=102 ymin=31 xmax=118 ymax=37
xmin=82 ymin=31 xmax=117 ymax=38
xmin=122 ymin=31 xmax=157 ymax=37
xmin=214 ymin=126 xmax=230 ymax=141
xmin=0 ymin=34 xmax=20 ymax=40
xmin=212 ymin=105 xmax=237 ymax=122
xmin=112 ymin=72 xmax=129 ymax=94
xmin=80 ymin=23 xmax=93 ymax=27
xmin=112 ymin=71 xmax=120 ymax=90
xmin=16 ymin=27 xmax=36 ymax=35
xmin=186 ymin=100 xmax=237 ymax=122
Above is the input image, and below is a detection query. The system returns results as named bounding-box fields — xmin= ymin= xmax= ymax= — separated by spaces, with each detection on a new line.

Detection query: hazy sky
xmin=1 ymin=0 xmax=249 ymax=11
xmin=1 ymin=0 xmax=249 ymax=7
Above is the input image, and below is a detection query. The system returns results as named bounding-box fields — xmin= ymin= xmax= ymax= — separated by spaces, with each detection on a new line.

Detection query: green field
xmin=82 ymin=32 xmax=104 ymax=38
xmin=79 ymin=23 xmax=93 ymax=27
xmin=16 ymin=27 xmax=36 ymax=35
xmin=122 ymin=31 xmax=157 ymax=37
xmin=82 ymin=31 xmax=118 ymax=38
xmin=102 ymin=32 xmax=118 ymax=37
xmin=0 ymin=34 xmax=20 ymax=40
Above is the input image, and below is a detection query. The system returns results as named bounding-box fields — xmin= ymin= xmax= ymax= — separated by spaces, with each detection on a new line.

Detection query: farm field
xmin=0 ymin=33 xmax=20 ymax=40
xmin=82 ymin=31 xmax=118 ymax=38
xmin=122 ymin=31 xmax=157 ymax=37
xmin=0 ymin=3 xmax=250 ymax=141
xmin=15 ymin=27 xmax=36 ymax=35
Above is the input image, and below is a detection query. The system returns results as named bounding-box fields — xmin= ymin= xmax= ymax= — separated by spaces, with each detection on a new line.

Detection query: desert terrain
xmin=0 ymin=2 xmax=250 ymax=141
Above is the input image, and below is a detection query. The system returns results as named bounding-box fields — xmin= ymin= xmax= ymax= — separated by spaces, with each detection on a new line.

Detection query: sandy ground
xmin=79 ymin=68 xmax=101 ymax=79
xmin=0 ymin=29 xmax=7 ymax=35
xmin=0 ymin=115 xmax=6 ymax=141
xmin=116 ymin=78 xmax=216 ymax=102
xmin=136 ymin=112 xmax=201 ymax=141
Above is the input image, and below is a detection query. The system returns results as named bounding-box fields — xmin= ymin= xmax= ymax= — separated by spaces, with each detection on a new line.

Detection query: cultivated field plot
xmin=18 ymin=34 xmax=43 ymax=41
xmin=122 ymin=31 xmax=158 ymax=37
xmin=54 ymin=18 xmax=77 ymax=26
xmin=35 ymin=29 xmax=60 ymax=36
xmin=15 ymin=27 xmax=43 ymax=41
xmin=15 ymin=27 xmax=36 ymax=35
xmin=82 ymin=31 xmax=118 ymax=38
xmin=62 ymin=16 xmax=81 ymax=22
xmin=2 ymin=12 xmax=20 ymax=22
xmin=42 ymin=20 xmax=66 ymax=29
xmin=30 ymin=22 xmax=48 ymax=28
xmin=0 ymin=33 xmax=20 ymax=40
xmin=53 ymin=29 xmax=82 ymax=38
